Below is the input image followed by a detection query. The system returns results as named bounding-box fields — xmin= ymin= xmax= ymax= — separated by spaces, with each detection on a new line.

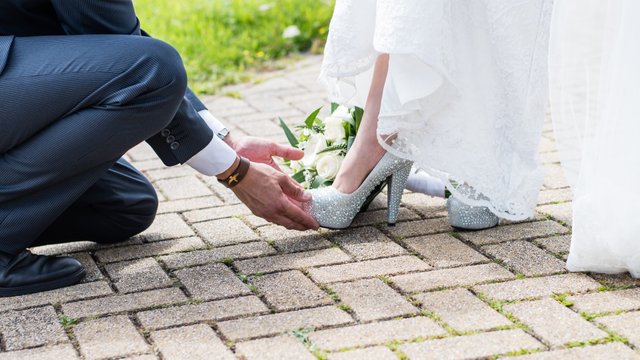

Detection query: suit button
xmin=161 ymin=129 xmax=171 ymax=137
xmin=166 ymin=135 xmax=175 ymax=143
xmin=170 ymin=142 xmax=180 ymax=150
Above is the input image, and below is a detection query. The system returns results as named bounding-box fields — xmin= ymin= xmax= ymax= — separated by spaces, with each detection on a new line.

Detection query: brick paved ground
xmin=2 ymin=56 xmax=640 ymax=359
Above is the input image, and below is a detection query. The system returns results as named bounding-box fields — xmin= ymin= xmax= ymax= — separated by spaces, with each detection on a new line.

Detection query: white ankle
xmin=405 ymin=167 xmax=445 ymax=198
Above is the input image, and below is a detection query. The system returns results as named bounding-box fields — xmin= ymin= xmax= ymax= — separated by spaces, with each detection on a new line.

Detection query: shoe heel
xmin=387 ymin=165 xmax=412 ymax=226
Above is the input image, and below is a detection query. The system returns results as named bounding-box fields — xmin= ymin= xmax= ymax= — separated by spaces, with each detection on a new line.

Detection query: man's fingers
xmin=280 ymin=198 xmax=319 ymax=230
xmin=280 ymin=175 xmax=311 ymax=202
xmin=271 ymin=143 xmax=304 ymax=161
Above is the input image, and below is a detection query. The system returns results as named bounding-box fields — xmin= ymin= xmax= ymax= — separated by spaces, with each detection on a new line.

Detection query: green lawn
xmin=135 ymin=0 xmax=335 ymax=94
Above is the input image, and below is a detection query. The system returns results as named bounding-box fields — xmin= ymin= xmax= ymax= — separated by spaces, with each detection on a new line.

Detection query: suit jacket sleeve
xmin=50 ymin=0 xmax=214 ymax=166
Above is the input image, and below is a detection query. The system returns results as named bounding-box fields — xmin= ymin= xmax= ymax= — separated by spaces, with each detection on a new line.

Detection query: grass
xmin=135 ymin=0 xmax=335 ymax=94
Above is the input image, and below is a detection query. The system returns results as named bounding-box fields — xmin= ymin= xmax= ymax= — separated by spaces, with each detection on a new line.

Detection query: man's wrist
xmin=217 ymin=155 xmax=241 ymax=181
xmin=223 ymin=133 xmax=236 ymax=150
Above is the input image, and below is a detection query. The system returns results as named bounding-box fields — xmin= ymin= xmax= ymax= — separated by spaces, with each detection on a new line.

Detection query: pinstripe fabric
xmin=0 ymin=0 xmax=215 ymax=253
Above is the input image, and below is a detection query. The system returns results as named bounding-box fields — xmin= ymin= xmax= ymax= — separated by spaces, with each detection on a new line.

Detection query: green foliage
xmin=58 ymin=315 xmax=78 ymax=329
xmin=135 ymin=0 xmax=335 ymax=94
xmin=279 ymin=117 xmax=299 ymax=147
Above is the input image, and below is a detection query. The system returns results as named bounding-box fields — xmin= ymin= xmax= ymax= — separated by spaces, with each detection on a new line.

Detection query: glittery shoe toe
xmin=447 ymin=196 xmax=499 ymax=230
xmin=306 ymin=153 xmax=412 ymax=229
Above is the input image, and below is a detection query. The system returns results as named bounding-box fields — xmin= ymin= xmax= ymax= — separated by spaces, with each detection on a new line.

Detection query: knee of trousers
xmin=98 ymin=177 xmax=159 ymax=243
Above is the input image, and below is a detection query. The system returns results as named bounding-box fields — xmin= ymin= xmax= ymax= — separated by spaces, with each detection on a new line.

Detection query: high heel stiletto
xmin=306 ymin=153 xmax=412 ymax=229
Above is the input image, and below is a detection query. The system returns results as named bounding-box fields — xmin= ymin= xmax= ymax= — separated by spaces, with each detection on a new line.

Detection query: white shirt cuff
xmin=198 ymin=109 xmax=226 ymax=134
xmin=185 ymin=110 xmax=236 ymax=176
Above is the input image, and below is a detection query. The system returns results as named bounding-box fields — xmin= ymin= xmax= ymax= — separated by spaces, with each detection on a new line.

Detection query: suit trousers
xmin=0 ymin=34 xmax=188 ymax=254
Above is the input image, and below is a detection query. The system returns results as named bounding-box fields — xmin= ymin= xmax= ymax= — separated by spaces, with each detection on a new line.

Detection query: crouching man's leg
xmin=0 ymin=35 xmax=187 ymax=296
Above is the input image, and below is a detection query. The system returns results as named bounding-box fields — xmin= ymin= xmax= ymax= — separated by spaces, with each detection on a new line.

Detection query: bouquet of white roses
xmin=279 ymin=104 xmax=363 ymax=189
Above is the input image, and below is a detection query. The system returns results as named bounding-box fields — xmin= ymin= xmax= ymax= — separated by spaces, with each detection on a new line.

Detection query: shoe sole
xmin=0 ymin=267 xmax=87 ymax=297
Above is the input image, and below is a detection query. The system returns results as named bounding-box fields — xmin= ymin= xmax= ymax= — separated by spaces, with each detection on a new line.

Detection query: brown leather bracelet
xmin=218 ymin=157 xmax=250 ymax=188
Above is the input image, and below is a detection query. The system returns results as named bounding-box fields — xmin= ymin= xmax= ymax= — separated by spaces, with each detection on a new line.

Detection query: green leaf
xmin=291 ymin=170 xmax=306 ymax=183
xmin=279 ymin=117 xmax=299 ymax=147
xmin=311 ymin=175 xmax=327 ymax=189
xmin=317 ymin=143 xmax=347 ymax=154
xmin=305 ymin=107 xmax=323 ymax=128
xmin=331 ymin=102 xmax=339 ymax=113
xmin=346 ymin=135 xmax=356 ymax=152
xmin=354 ymin=106 xmax=364 ymax=133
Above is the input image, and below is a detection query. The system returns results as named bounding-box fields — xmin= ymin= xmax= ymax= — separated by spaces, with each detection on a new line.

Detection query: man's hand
xmin=231 ymin=162 xmax=319 ymax=231
xmin=226 ymin=135 xmax=303 ymax=172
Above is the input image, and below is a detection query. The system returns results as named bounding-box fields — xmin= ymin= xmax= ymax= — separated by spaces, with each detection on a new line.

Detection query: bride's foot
xmin=332 ymin=138 xmax=386 ymax=194
xmin=307 ymin=153 xmax=412 ymax=229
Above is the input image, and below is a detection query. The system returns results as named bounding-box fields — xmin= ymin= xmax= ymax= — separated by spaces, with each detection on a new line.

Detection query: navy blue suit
xmin=0 ymin=1 xmax=214 ymax=253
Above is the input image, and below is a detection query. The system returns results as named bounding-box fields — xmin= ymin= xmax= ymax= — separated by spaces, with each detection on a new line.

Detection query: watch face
xmin=217 ymin=128 xmax=230 ymax=140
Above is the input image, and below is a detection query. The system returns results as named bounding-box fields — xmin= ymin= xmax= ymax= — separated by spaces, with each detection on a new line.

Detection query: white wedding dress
xmin=320 ymin=0 xmax=553 ymax=220
xmin=550 ymin=0 xmax=640 ymax=276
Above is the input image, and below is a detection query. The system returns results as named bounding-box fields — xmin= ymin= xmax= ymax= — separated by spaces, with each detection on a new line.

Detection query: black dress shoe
xmin=0 ymin=250 xmax=86 ymax=297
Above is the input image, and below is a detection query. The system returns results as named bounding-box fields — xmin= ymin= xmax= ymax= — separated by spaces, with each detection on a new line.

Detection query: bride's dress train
xmin=320 ymin=0 xmax=553 ymax=221
xmin=550 ymin=0 xmax=640 ymax=276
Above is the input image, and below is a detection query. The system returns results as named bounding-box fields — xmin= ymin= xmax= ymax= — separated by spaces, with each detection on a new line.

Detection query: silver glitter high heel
xmin=306 ymin=152 xmax=412 ymax=229
xmin=447 ymin=196 xmax=499 ymax=230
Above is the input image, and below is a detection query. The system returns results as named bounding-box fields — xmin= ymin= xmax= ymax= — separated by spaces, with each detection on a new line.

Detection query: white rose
xmin=323 ymin=116 xmax=346 ymax=144
xmin=301 ymin=133 xmax=327 ymax=167
xmin=331 ymin=105 xmax=352 ymax=120
xmin=290 ymin=160 xmax=303 ymax=172
xmin=316 ymin=153 xmax=344 ymax=180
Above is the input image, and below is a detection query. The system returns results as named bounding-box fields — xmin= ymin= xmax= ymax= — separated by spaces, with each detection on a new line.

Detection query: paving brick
xmin=252 ymin=270 xmax=332 ymax=311
xmin=597 ymin=312 xmax=640 ymax=347
xmin=193 ymin=218 xmax=259 ymax=246
xmin=137 ymin=296 xmax=268 ymax=330
xmin=415 ymin=288 xmax=511 ymax=332
xmin=235 ymin=335 xmax=315 ymax=360
xmin=95 ymin=237 xmax=206 ymax=263
xmin=391 ymin=263 xmax=515 ymax=293
xmin=482 ymin=241 xmax=567 ymax=276
xmin=151 ymin=324 xmax=234 ymax=360
xmin=309 ymin=255 xmax=430 ymax=283
xmin=157 ymin=196 xmax=223 ymax=214
xmin=0 ymin=306 xmax=67 ymax=351
xmin=404 ymin=234 xmax=488 ymax=268
xmin=258 ymin=225 xmax=331 ymax=253
xmin=351 ymin=208 xmax=420 ymax=227
xmin=145 ymin=166 xmax=197 ymax=181
xmin=328 ymin=347 xmax=397 ymax=360
xmin=140 ymin=213 xmax=195 ymax=241
xmin=459 ymin=220 xmax=569 ymax=246
xmin=130 ymin=158 xmax=164 ymax=172
xmin=155 ymin=176 xmax=212 ymax=200
xmin=590 ymin=273 xmax=640 ymax=289
xmin=0 ymin=281 xmax=113 ymax=312
xmin=401 ymin=192 xmax=448 ymax=219
xmin=235 ymin=248 xmax=352 ymax=274
xmin=474 ymin=273 xmax=601 ymax=301
xmin=387 ymin=218 xmax=453 ymax=239
xmin=543 ymin=164 xmax=569 ymax=189
xmin=174 ymin=263 xmax=251 ymax=301
xmin=331 ymin=279 xmax=418 ymax=321
xmin=505 ymin=299 xmax=607 ymax=347
xmin=0 ymin=344 xmax=78 ymax=360
xmin=570 ymin=288 xmax=640 ymax=314
xmin=31 ymin=238 xmax=143 ymax=256
xmin=128 ymin=142 xmax=156 ymax=161
xmin=330 ymin=227 xmax=407 ymax=260
xmin=75 ymin=316 xmax=150 ymax=360
xmin=507 ymin=342 xmax=640 ymax=360
xmin=182 ymin=204 xmax=251 ymax=223
xmin=400 ymin=329 xmax=544 ymax=360
xmin=309 ymin=317 xmax=445 ymax=351
xmin=533 ymin=235 xmax=571 ymax=255
xmin=217 ymin=306 xmax=353 ymax=341
xmin=242 ymin=214 xmax=271 ymax=228
xmin=206 ymin=180 xmax=243 ymax=204
xmin=537 ymin=203 xmax=573 ymax=226
xmin=105 ymin=258 xmax=172 ymax=293
xmin=71 ymin=252 xmax=104 ymax=282
xmin=62 ymin=288 xmax=187 ymax=318
xmin=537 ymin=188 xmax=573 ymax=205
xmin=159 ymin=241 xmax=276 ymax=269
